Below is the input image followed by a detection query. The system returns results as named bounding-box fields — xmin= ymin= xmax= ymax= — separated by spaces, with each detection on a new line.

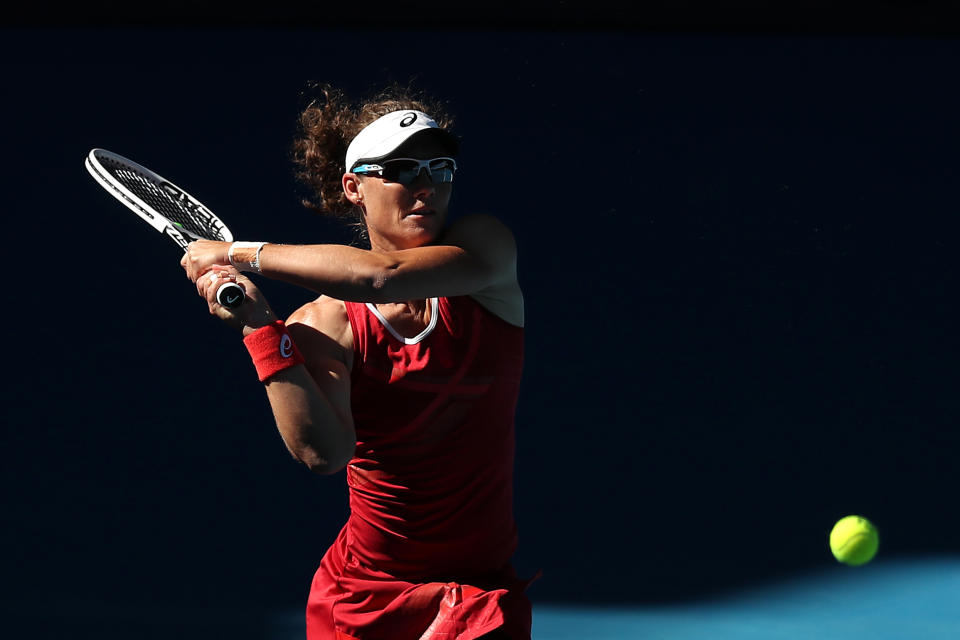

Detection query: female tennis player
xmin=181 ymin=85 xmax=534 ymax=640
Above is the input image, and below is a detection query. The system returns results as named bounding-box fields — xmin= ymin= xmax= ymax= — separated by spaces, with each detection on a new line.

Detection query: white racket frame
xmin=85 ymin=148 xmax=244 ymax=307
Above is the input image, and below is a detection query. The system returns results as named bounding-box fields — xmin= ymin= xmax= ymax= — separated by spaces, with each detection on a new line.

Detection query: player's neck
xmin=373 ymin=299 xmax=432 ymax=333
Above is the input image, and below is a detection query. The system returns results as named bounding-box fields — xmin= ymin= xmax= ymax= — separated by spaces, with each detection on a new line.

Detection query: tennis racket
xmin=84 ymin=148 xmax=246 ymax=309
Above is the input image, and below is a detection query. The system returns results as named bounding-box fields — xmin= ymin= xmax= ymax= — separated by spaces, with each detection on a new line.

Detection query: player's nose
xmin=410 ymin=170 xmax=436 ymax=199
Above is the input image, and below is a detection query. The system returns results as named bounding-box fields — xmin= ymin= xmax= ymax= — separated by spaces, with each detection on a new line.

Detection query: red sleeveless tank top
xmin=342 ymin=295 xmax=524 ymax=580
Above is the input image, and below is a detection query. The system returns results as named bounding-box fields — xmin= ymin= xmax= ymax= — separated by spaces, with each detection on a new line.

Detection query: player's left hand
xmin=181 ymin=239 xmax=232 ymax=282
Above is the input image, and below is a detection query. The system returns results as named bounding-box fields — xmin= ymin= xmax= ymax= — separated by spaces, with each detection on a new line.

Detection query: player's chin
xmin=403 ymin=213 xmax=445 ymax=241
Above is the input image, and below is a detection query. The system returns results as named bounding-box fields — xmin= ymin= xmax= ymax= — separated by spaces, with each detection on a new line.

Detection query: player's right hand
xmin=196 ymin=265 xmax=278 ymax=336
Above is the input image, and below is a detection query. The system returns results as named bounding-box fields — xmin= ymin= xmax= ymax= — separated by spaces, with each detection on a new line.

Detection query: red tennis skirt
xmin=306 ymin=527 xmax=537 ymax=640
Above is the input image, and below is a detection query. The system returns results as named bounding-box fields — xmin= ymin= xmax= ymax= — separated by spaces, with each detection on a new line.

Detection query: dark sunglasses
xmin=352 ymin=157 xmax=457 ymax=186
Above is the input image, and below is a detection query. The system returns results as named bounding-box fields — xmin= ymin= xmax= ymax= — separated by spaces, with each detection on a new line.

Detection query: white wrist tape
xmin=228 ymin=241 xmax=268 ymax=274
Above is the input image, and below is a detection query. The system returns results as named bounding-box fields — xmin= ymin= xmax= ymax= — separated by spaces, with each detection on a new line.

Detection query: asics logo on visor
xmin=399 ymin=112 xmax=418 ymax=127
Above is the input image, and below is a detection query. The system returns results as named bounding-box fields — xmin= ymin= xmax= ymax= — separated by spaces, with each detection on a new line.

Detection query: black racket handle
xmin=215 ymin=281 xmax=246 ymax=309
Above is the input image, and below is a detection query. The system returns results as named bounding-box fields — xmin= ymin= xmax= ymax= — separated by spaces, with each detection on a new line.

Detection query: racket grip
xmin=216 ymin=281 xmax=246 ymax=309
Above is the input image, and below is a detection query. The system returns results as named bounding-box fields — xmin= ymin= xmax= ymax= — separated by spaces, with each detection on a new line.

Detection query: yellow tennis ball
xmin=829 ymin=515 xmax=879 ymax=566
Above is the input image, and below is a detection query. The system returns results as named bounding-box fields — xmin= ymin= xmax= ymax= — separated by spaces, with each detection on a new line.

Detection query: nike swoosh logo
xmin=225 ymin=293 xmax=240 ymax=304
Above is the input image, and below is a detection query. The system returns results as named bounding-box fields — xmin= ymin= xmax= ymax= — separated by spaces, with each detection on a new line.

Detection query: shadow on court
xmin=19 ymin=555 xmax=948 ymax=640
xmin=527 ymin=556 xmax=960 ymax=640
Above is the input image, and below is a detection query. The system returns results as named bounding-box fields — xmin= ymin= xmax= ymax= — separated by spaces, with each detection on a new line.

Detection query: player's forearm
xmin=257 ymin=243 xmax=398 ymax=302
xmin=263 ymin=368 xmax=356 ymax=475
xmin=255 ymin=243 xmax=479 ymax=303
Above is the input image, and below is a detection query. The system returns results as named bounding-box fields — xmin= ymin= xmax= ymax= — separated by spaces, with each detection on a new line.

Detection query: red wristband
xmin=243 ymin=321 xmax=306 ymax=382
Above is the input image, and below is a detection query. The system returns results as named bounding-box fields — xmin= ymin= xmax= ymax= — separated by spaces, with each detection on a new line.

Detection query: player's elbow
xmin=292 ymin=441 xmax=353 ymax=475
xmin=305 ymin=455 xmax=350 ymax=476
xmin=366 ymin=263 xmax=399 ymax=299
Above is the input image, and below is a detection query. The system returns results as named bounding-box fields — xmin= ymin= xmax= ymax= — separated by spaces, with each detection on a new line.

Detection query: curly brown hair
xmin=291 ymin=82 xmax=455 ymax=243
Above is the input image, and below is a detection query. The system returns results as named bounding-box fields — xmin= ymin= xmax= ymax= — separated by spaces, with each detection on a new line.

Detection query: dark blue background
xmin=2 ymin=14 xmax=958 ymax=638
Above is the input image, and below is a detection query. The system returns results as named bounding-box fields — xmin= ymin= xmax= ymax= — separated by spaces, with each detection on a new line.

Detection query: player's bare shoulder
xmin=444 ymin=213 xmax=524 ymax=327
xmin=285 ymin=295 xmax=354 ymax=371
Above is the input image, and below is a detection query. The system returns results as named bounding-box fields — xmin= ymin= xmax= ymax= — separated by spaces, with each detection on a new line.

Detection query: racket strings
xmin=105 ymin=160 xmax=229 ymax=241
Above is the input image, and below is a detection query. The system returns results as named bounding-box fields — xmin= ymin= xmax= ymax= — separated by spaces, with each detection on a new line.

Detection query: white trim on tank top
xmin=365 ymin=298 xmax=439 ymax=345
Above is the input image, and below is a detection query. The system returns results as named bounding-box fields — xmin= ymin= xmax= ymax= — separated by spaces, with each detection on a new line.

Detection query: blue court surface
xmin=263 ymin=556 xmax=959 ymax=638
xmin=14 ymin=556 xmax=958 ymax=638
xmin=525 ymin=557 xmax=960 ymax=640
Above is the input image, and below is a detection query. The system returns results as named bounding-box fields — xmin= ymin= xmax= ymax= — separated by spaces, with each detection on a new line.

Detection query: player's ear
xmin=342 ymin=173 xmax=363 ymax=206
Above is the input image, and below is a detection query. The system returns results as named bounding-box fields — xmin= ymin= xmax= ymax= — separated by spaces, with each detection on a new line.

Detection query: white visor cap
xmin=345 ymin=110 xmax=457 ymax=172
